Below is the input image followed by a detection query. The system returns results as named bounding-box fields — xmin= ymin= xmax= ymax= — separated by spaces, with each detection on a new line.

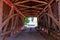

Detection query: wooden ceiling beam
xmin=25 ymin=14 xmax=38 ymax=16
xmin=14 ymin=1 xmax=29 ymax=4
xmin=16 ymin=5 xmax=43 ymax=10
xmin=31 ymin=6 xmax=43 ymax=10
xmin=14 ymin=2 xmax=47 ymax=7
xmin=15 ymin=5 xmax=43 ymax=10
xmin=35 ymin=3 xmax=47 ymax=6
xmin=21 ymin=9 xmax=40 ymax=13
xmin=32 ymin=0 xmax=39 ymax=1
xmin=24 ymin=0 xmax=30 ymax=1
xmin=37 ymin=0 xmax=54 ymax=17
xmin=4 ymin=0 xmax=25 ymax=17
xmin=33 ymin=1 xmax=48 ymax=4
xmin=14 ymin=5 xmax=30 ymax=8
xmin=14 ymin=0 xmax=48 ymax=5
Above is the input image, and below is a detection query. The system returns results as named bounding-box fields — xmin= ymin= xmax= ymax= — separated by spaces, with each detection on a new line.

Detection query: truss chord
xmin=14 ymin=0 xmax=48 ymax=5
xmin=4 ymin=0 xmax=25 ymax=17
xmin=3 ymin=6 xmax=14 ymax=32
xmin=37 ymin=0 xmax=54 ymax=17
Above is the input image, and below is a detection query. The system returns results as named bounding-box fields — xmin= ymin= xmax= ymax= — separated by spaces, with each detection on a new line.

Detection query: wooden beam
xmin=47 ymin=15 xmax=50 ymax=28
xmin=14 ymin=16 xmax=18 ymax=34
xmin=1 ymin=13 xmax=24 ymax=32
xmin=31 ymin=0 xmax=39 ymax=1
xmin=1 ymin=14 xmax=18 ymax=31
xmin=22 ymin=9 xmax=40 ymax=14
xmin=14 ymin=1 xmax=29 ymax=4
xmin=37 ymin=0 xmax=54 ymax=17
xmin=14 ymin=0 xmax=18 ymax=2
xmin=33 ymin=1 xmax=48 ymax=4
xmin=24 ymin=0 xmax=30 ymax=1
xmin=58 ymin=1 xmax=60 ymax=30
xmin=0 ymin=0 xmax=3 ymax=32
xmin=36 ymin=3 xmax=47 ymax=6
xmin=47 ymin=4 xmax=60 ymax=30
xmin=14 ymin=4 xmax=43 ymax=10
xmin=48 ymin=5 xmax=53 ymax=15
xmin=3 ymin=6 xmax=14 ymax=32
xmin=25 ymin=14 xmax=38 ymax=16
xmin=58 ymin=1 xmax=60 ymax=21
xmin=14 ymin=1 xmax=47 ymax=6
xmin=46 ymin=4 xmax=60 ymax=28
xmin=13 ymin=16 xmax=17 ymax=34
xmin=31 ymin=6 xmax=43 ymax=10
xmin=47 ymin=10 xmax=50 ymax=28
xmin=14 ymin=0 xmax=47 ymax=5
xmin=46 ymin=13 xmax=60 ymax=27
xmin=10 ymin=10 xmax=15 ymax=36
xmin=4 ymin=0 xmax=25 ymax=17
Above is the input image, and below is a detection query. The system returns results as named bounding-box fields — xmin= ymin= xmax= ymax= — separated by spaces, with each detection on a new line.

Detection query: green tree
xmin=25 ymin=17 xmax=29 ymax=25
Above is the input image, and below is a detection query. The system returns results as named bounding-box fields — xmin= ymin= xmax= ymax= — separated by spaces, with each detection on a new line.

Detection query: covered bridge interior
xmin=0 ymin=0 xmax=60 ymax=40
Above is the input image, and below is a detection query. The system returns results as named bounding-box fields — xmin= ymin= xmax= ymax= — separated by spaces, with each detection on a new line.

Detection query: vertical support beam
xmin=47 ymin=5 xmax=52 ymax=28
xmin=0 ymin=0 xmax=3 ymax=32
xmin=3 ymin=6 xmax=14 ymax=32
xmin=46 ymin=4 xmax=60 ymax=29
xmin=58 ymin=0 xmax=60 ymax=30
xmin=43 ymin=15 xmax=46 ymax=28
xmin=47 ymin=14 xmax=50 ymax=28
xmin=10 ymin=7 xmax=14 ymax=36
xmin=37 ymin=0 xmax=54 ymax=18
xmin=58 ymin=1 xmax=60 ymax=21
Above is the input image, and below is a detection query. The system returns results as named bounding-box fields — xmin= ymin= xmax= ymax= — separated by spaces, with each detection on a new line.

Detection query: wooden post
xmin=58 ymin=0 xmax=60 ymax=30
xmin=47 ymin=9 xmax=50 ymax=28
xmin=58 ymin=1 xmax=60 ymax=21
xmin=0 ymin=0 xmax=3 ymax=32
xmin=47 ymin=15 xmax=50 ymax=28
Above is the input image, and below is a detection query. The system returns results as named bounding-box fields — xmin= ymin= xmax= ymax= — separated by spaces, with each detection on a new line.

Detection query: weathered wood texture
xmin=0 ymin=0 xmax=3 ymax=32
xmin=58 ymin=0 xmax=60 ymax=30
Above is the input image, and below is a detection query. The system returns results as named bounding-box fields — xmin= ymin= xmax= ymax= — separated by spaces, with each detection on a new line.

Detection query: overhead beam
xmin=14 ymin=4 xmax=43 ymax=10
xmin=36 ymin=4 xmax=47 ymax=6
xmin=14 ymin=2 xmax=47 ymax=6
xmin=24 ymin=0 xmax=30 ymax=1
xmin=14 ymin=1 xmax=29 ymax=4
xmin=33 ymin=1 xmax=48 ymax=4
xmin=4 ymin=0 xmax=25 ymax=17
xmin=14 ymin=0 xmax=48 ymax=5
xmin=24 ymin=14 xmax=38 ymax=17
xmin=37 ymin=0 xmax=54 ymax=17
xmin=23 ymin=9 xmax=39 ymax=13
xmin=0 ymin=0 xmax=3 ymax=32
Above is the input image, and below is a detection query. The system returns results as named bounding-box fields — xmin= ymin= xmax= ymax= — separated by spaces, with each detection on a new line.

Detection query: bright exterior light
xmin=24 ymin=17 xmax=38 ymax=28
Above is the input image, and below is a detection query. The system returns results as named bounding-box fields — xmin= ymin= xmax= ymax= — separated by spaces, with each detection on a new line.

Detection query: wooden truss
xmin=0 ymin=0 xmax=60 ymax=40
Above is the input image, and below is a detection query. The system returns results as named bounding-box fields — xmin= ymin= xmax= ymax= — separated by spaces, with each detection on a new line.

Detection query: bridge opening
xmin=24 ymin=17 xmax=38 ymax=28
